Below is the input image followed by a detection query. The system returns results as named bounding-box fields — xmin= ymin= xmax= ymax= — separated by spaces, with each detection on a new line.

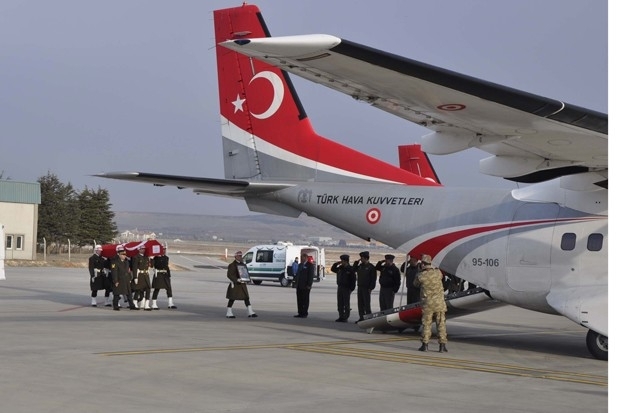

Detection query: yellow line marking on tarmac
xmin=97 ymin=336 xmax=606 ymax=387
xmin=96 ymin=336 xmax=411 ymax=356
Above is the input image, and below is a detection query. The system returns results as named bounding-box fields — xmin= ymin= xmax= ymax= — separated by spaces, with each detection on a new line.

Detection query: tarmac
xmin=0 ymin=254 xmax=608 ymax=413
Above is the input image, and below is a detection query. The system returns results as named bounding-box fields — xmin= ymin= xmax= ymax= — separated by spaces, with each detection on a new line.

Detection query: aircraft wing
xmin=94 ymin=172 xmax=293 ymax=196
xmin=220 ymin=35 xmax=608 ymax=184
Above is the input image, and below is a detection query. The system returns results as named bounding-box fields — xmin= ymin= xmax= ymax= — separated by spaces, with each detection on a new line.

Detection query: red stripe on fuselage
xmin=409 ymin=217 xmax=588 ymax=260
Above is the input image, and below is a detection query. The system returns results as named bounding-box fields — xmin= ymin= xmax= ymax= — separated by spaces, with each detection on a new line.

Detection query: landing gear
xmin=586 ymin=329 xmax=608 ymax=361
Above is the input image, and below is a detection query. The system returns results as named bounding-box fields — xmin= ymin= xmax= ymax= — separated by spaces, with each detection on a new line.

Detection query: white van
xmin=242 ymin=242 xmax=325 ymax=287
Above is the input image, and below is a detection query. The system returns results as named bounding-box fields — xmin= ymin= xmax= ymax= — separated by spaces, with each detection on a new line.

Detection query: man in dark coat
xmin=376 ymin=254 xmax=401 ymax=311
xmin=226 ymin=250 xmax=257 ymax=318
xmin=131 ymin=245 xmax=152 ymax=310
xmin=150 ymin=247 xmax=176 ymax=310
xmin=111 ymin=246 xmax=138 ymax=311
xmin=353 ymin=251 xmax=376 ymax=322
xmin=331 ymin=254 xmax=356 ymax=322
xmin=88 ymin=245 xmax=108 ymax=307
xmin=401 ymin=256 xmax=421 ymax=304
xmin=294 ymin=253 xmax=314 ymax=318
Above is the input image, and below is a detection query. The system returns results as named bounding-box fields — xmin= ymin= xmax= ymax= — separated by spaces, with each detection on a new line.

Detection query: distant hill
xmin=113 ymin=211 xmax=356 ymax=245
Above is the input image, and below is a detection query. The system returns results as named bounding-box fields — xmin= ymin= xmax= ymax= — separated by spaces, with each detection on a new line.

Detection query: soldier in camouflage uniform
xmin=414 ymin=254 xmax=448 ymax=352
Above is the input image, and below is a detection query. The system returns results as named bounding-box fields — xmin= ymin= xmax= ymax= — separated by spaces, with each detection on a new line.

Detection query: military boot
xmin=439 ymin=344 xmax=448 ymax=353
xmin=418 ymin=343 xmax=428 ymax=352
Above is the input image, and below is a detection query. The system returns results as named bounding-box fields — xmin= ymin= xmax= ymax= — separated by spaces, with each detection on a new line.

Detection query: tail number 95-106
xmin=472 ymin=258 xmax=500 ymax=267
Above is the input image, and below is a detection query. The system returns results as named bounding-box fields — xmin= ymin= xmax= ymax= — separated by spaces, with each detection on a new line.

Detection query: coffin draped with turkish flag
xmin=100 ymin=240 xmax=166 ymax=259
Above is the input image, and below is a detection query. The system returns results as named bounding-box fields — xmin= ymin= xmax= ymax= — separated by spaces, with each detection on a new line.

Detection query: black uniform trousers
xmin=357 ymin=288 xmax=372 ymax=319
xmin=296 ymin=288 xmax=310 ymax=317
xmin=379 ymin=288 xmax=395 ymax=311
xmin=337 ymin=286 xmax=352 ymax=320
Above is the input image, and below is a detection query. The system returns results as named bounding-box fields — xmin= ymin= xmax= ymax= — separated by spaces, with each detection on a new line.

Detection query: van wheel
xmin=252 ymin=280 xmax=263 ymax=285
xmin=280 ymin=276 xmax=290 ymax=287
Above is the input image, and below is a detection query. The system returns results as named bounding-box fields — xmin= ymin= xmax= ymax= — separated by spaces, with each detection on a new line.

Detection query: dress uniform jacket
xmin=132 ymin=253 xmax=151 ymax=290
xmin=111 ymin=256 xmax=132 ymax=296
xmin=355 ymin=261 xmax=377 ymax=290
xmin=151 ymin=255 xmax=170 ymax=289
xmin=226 ymin=260 xmax=250 ymax=300
xmin=88 ymin=253 xmax=107 ymax=291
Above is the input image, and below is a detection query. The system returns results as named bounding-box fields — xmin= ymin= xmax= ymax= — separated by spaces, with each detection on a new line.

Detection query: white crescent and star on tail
xmin=231 ymin=71 xmax=284 ymax=119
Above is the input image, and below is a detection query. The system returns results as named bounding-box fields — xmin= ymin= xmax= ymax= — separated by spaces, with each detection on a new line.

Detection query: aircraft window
xmin=560 ymin=233 xmax=576 ymax=251
xmin=587 ymin=233 xmax=604 ymax=252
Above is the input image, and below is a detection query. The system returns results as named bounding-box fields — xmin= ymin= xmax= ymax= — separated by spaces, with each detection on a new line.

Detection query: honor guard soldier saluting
xmin=353 ymin=251 xmax=376 ymax=323
xmin=88 ymin=245 xmax=109 ymax=307
xmin=132 ymin=245 xmax=152 ymax=311
xmin=414 ymin=254 xmax=448 ymax=352
xmin=331 ymin=254 xmax=356 ymax=322
xmin=111 ymin=246 xmax=138 ymax=311
xmin=225 ymin=251 xmax=257 ymax=318
xmin=376 ymin=254 xmax=401 ymax=311
xmin=150 ymin=247 xmax=176 ymax=310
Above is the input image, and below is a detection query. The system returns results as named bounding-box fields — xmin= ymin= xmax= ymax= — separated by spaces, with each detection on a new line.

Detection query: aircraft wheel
xmin=280 ymin=276 xmax=290 ymax=287
xmin=586 ymin=329 xmax=608 ymax=361
xmin=251 ymin=280 xmax=263 ymax=285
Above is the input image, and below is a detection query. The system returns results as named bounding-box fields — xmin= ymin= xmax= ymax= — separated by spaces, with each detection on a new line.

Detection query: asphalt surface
xmin=0 ymin=254 xmax=608 ymax=413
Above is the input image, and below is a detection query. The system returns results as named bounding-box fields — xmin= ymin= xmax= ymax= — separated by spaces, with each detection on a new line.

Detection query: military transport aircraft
xmin=96 ymin=4 xmax=608 ymax=360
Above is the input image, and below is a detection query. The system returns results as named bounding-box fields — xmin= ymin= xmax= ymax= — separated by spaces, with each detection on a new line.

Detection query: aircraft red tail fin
xmin=398 ymin=144 xmax=441 ymax=184
xmin=213 ymin=5 xmax=439 ymax=186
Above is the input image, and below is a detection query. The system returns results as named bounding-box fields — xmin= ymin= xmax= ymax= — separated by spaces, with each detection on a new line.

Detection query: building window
xmin=15 ymin=235 xmax=24 ymax=250
xmin=4 ymin=235 xmax=24 ymax=250
xmin=560 ymin=233 xmax=576 ymax=251
xmin=587 ymin=233 xmax=604 ymax=252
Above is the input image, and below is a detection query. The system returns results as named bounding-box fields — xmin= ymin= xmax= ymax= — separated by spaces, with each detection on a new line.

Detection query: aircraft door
xmin=506 ymin=203 xmax=559 ymax=292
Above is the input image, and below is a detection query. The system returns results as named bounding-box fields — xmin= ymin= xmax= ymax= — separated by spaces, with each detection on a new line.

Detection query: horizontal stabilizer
xmin=93 ymin=172 xmax=293 ymax=196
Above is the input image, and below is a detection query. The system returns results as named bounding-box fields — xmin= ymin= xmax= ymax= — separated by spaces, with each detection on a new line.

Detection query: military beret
xmin=359 ymin=251 xmax=370 ymax=259
xmin=385 ymin=254 xmax=395 ymax=260
xmin=340 ymin=254 xmax=350 ymax=261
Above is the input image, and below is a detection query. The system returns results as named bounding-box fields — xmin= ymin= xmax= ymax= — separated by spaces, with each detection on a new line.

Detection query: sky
xmin=0 ymin=0 xmax=609 ymax=215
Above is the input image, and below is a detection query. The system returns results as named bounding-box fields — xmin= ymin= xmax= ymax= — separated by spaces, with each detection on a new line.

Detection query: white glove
xmin=134 ymin=278 xmax=138 ymax=284
xmin=91 ymin=277 xmax=95 ymax=283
